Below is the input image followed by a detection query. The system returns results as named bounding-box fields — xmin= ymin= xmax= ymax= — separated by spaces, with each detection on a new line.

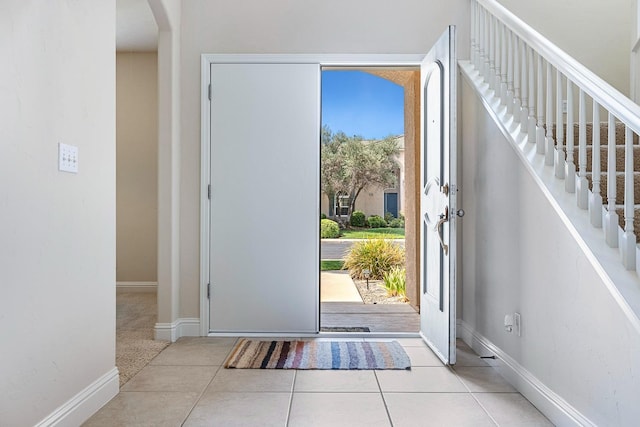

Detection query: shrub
xmin=320 ymin=219 xmax=340 ymax=238
xmin=389 ymin=217 xmax=405 ymax=228
xmin=350 ymin=210 xmax=366 ymax=227
xmin=384 ymin=212 xmax=394 ymax=223
xmin=383 ymin=267 xmax=407 ymax=300
xmin=343 ymin=239 xmax=405 ymax=279
xmin=367 ymin=215 xmax=387 ymax=229
xmin=320 ymin=213 xmax=327 ymax=220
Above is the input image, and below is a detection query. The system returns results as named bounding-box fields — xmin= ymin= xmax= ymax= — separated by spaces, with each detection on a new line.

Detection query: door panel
xmin=420 ymin=26 xmax=458 ymax=364
xmin=209 ymin=63 xmax=319 ymax=333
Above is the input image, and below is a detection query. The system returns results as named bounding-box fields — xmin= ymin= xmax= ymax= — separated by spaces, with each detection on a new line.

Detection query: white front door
xmin=208 ymin=62 xmax=320 ymax=333
xmin=420 ymin=27 xmax=458 ymax=364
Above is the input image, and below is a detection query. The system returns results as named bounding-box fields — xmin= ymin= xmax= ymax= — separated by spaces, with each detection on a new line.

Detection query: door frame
xmin=200 ymin=54 xmax=426 ymax=336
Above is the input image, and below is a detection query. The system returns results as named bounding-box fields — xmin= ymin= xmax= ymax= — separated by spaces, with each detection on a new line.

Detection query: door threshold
xmin=206 ymin=331 xmax=421 ymax=339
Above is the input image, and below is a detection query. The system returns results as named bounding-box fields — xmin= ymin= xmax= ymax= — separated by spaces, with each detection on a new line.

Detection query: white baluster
xmin=545 ymin=62 xmax=554 ymax=165
xmin=576 ymin=90 xmax=589 ymax=209
xmin=621 ymin=126 xmax=636 ymax=270
xmin=513 ymin=36 xmax=521 ymax=123
xmin=528 ymin=46 xmax=536 ymax=142
xmin=500 ymin=24 xmax=508 ymax=103
xmin=566 ymin=80 xmax=576 ymax=193
xmin=536 ymin=55 xmax=545 ymax=154
xmin=471 ymin=1 xmax=476 ymax=68
xmin=604 ymin=113 xmax=619 ymax=247
xmin=488 ymin=15 xmax=495 ymax=90
xmin=590 ymin=102 xmax=602 ymax=227
xmin=494 ymin=19 xmax=501 ymax=91
xmin=520 ymin=41 xmax=529 ymax=127
xmin=555 ymin=71 xmax=565 ymax=178
xmin=484 ymin=10 xmax=491 ymax=82
xmin=506 ymin=30 xmax=514 ymax=113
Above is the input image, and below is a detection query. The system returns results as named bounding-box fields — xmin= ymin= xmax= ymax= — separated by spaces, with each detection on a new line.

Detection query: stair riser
xmin=550 ymin=122 xmax=638 ymax=146
xmin=566 ymin=146 xmax=640 ymax=172
xmin=586 ymin=173 xmax=640 ymax=205
xmin=614 ymin=208 xmax=640 ymax=232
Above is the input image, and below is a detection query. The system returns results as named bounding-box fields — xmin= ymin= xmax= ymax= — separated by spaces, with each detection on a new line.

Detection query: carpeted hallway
xmin=116 ymin=291 xmax=169 ymax=387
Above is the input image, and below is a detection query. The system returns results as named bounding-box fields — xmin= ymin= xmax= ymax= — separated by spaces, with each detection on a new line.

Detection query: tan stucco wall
xmin=116 ymin=52 xmax=158 ymax=282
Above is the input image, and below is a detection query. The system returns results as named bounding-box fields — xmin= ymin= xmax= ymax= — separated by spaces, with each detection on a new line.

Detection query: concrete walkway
xmin=320 ymin=271 xmax=362 ymax=302
xmin=320 ymin=238 xmax=405 ymax=260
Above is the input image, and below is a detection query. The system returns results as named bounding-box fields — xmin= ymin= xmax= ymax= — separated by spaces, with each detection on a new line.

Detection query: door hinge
xmin=207 ymin=184 xmax=211 ymax=199
xmin=207 ymin=283 xmax=210 ymax=299
xmin=208 ymin=84 xmax=212 ymax=100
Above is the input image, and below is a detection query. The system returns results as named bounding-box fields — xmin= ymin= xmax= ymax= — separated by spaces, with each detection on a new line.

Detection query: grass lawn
xmin=321 ymin=260 xmax=345 ymax=271
xmin=340 ymin=228 xmax=405 ymax=239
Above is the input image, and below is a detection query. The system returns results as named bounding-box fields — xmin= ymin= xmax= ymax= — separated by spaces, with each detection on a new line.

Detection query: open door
xmin=420 ymin=26 xmax=458 ymax=364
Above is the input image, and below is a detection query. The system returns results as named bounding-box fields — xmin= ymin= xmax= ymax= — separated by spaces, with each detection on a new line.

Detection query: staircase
xmin=554 ymin=123 xmax=640 ymax=231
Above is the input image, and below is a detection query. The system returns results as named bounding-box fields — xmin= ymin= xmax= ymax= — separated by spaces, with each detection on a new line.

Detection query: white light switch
xmin=58 ymin=143 xmax=78 ymax=173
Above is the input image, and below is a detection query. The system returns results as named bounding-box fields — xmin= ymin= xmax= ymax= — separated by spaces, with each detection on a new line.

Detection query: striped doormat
xmin=224 ymin=339 xmax=411 ymax=370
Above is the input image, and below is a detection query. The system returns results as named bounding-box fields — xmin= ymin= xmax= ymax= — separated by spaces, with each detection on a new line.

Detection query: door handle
xmin=434 ymin=206 xmax=449 ymax=256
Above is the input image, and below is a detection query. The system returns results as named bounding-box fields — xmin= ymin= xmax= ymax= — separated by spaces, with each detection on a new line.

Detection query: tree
xmin=321 ymin=126 xmax=400 ymax=222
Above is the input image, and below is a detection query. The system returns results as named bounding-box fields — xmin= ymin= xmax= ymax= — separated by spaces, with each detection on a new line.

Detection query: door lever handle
xmin=434 ymin=206 xmax=449 ymax=256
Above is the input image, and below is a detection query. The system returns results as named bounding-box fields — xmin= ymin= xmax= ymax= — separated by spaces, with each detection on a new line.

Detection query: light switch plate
xmin=59 ymin=143 xmax=78 ymax=173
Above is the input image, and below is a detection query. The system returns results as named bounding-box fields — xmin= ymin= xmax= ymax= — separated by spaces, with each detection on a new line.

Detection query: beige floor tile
xmin=455 ymin=345 xmax=491 ymax=367
xmin=173 ymin=336 xmax=239 ymax=346
xmin=453 ymin=367 xmax=517 ymax=392
xmin=474 ymin=393 xmax=554 ymax=426
xmin=376 ymin=367 xmax=467 ymax=393
xmin=83 ymin=391 xmax=199 ymax=427
xmin=150 ymin=342 xmax=233 ymax=366
xmin=393 ymin=337 xmax=428 ymax=347
xmin=207 ymin=368 xmax=295 ymax=392
xmin=288 ymin=392 xmax=391 ymax=426
xmin=403 ymin=346 xmax=445 ymax=367
xmin=121 ymin=365 xmax=219 ymax=393
xmin=384 ymin=393 xmax=497 ymax=427
xmin=294 ymin=370 xmax=379 ymax=392
xmin=183 ymin=392 xmax=290 ymax=427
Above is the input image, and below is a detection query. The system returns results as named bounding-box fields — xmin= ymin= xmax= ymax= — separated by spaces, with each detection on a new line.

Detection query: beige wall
xmin=116 ymin=52 xmax=158 ymax=282
xmin=0 ymin=1 xmax=117 ymax=425
xmin=178 ymin=0 xmax=470 ymax=318
xmin=498 ymin=0 xmax=633 ymax=96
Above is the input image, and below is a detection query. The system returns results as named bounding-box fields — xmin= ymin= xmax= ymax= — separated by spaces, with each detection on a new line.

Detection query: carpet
xmin=116 ymin=292 xmax=169 ymax=387
xmin=224 ymin=339 xmax=411 ymax=370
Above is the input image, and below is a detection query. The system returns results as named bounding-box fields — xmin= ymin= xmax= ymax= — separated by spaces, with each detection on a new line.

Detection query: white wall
xmin=498 ymin=0 xmax=633 ymax=96
xmin=460 ymin=77 xmax=640 ymax=426
xmin=116 ymin=52 xmax=158 ymax=282
xmin=0 ymin=1 xmax=117 ymax=425
xmin=178 ymin=0 xmax=471 ymax=318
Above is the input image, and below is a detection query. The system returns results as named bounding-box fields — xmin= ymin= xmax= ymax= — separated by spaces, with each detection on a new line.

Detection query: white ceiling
xmin=116 ymin=0 xmax=158 ymax=51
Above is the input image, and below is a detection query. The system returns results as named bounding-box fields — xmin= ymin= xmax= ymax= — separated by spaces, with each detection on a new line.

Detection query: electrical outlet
xmin=59 ymin=143 xmax=78 ymax=173
xmin=514 ymin=312 xmax=521 ymax=336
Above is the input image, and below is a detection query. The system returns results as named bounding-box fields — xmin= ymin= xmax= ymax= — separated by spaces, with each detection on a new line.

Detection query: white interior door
xmin=208 ymin=62 xmax=319 ymax=333
xmin=420 ymin=27 xmax=458 ymax=364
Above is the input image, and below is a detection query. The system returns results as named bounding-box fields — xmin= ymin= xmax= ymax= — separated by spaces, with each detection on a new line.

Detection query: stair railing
xmin=471 ymin=0 xmax=640 ymax=271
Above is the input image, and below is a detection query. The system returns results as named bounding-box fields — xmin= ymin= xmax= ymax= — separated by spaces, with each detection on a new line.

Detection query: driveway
xmin=320 ymin=239 xmax=405 ymax=260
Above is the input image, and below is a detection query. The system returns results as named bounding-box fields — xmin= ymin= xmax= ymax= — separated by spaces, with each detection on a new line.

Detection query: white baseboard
xmin=116 ymin=281 xmax=157 ymax=292
xmin=155 ymin=318 xmax=201 ymax=342
xmin=35 ymin=367 xmax=119 ymax=427
xmin=457 ymin=320 xmax=595 ymax=427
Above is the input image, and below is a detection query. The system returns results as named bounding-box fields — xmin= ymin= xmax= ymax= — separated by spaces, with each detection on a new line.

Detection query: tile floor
xmin=84 ymin=337 xmax=553 ymax=426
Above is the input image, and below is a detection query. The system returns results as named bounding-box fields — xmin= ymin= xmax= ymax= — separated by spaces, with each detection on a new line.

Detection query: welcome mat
xmin=224 ymin=339 xmax=411 ymax=370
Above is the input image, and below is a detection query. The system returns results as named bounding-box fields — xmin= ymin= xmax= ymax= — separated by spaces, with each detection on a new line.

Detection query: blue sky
xmin=321 ymin=70 xmax=404 ymax=140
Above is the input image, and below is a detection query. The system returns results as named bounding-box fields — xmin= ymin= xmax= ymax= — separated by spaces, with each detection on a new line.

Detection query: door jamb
xmin=200 ymin=54 xmax=424 ymax=336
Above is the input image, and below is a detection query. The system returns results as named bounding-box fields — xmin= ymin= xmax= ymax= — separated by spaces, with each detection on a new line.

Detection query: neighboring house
xmin=2 ymin=0 xmax=639 ymax=426
xmin=321 ymin=135 xmax=405 ymax=219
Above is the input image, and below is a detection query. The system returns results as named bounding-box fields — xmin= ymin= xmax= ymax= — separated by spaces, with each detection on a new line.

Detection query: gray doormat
xmin=320 ymin=326 xmax=371 ymax=332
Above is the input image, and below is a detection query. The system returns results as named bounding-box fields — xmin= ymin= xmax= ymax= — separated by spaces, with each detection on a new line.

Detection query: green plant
xmin=340 ymin=228 xmax=405 ymax=239
xmin=320 ymin=218 xmax=340 ymax=238
xmin=320 ymin=213 xmax=327 ymax=220
xmin=389 ymin=218 xmax=404 ymax=228
xmin=350 ymin=210 xmax=366 ymax=227
xmin=383 ymin=267 xmax=407 ymax=300
xmin=367 ymin=215 xmax=387 ymax=229
xmin=343 ymin=239 xmax=405 ymax=280
xmin=384 ymin=212 xmax=394 ymax=223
